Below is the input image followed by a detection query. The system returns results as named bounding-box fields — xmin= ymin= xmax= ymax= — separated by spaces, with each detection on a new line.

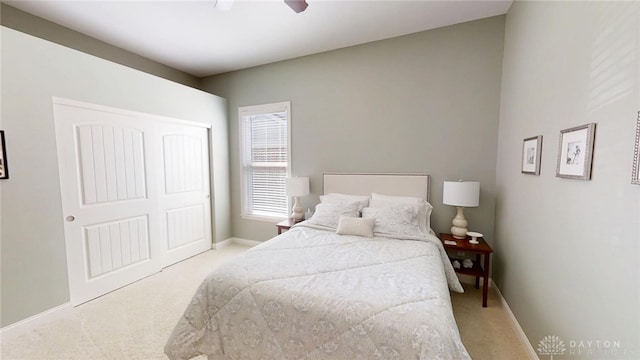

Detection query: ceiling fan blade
xmin=285 ymin=0 xmax=308 ymax=13
xmin=213 ymin=0 xmax=234 ymax=11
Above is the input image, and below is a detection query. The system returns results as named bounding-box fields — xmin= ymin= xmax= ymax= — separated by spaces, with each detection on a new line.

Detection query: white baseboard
xmin=213 ymin=237 xmax=233 ymax=248
xmin=232 ymin=238 xmax=262 ymax=247
xmin=490 ymin=279 xmax=539 ymax=360
xmin=214 ymin=237 xmax=261 ymax=249
xmin=0 ymin=302 xmax=72 ymax=338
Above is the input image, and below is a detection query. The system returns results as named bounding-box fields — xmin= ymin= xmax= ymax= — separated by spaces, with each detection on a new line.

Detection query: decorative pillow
xmin=306 ymin=202 xmax=360 ymax=229
xmin=336 ymin=216 xmax=375 ymax=237
xmin=362 ymin=206 xmax=424 ymax=238
xmin=320 ymin=193 xmax=370 ymax=212
xmin=370 ymin=193 xmax=433 ymax=235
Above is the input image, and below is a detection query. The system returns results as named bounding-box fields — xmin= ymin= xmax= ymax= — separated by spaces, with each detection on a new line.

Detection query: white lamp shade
xmin=443 ymin=181 xmax=480 ymax=207
xmin=286 ymin=177 xmax=310 ymax=197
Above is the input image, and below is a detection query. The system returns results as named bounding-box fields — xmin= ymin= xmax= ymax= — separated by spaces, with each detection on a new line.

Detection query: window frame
xmin=238 ymin=101 xmax=291 ymax=222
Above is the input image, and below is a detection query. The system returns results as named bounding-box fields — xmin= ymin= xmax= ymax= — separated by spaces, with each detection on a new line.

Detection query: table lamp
xmin=286 ymin=176 xmax=309 ymax=221
xmin=443 ymin=180 xmax=480 ymax=239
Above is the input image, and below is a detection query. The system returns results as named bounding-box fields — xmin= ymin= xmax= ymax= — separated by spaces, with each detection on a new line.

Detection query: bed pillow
xmin=362 ymin=206 xmax=424 ymax=238
xmin=306 ymin=202 xmax=360 ymax=229
xmin=336 ymin=216 xmax=375 ymax=237
xmin=370 ymin=193 xmax=433 ymax=235
xmin=320 ymin=193 xmax=370 ymax=212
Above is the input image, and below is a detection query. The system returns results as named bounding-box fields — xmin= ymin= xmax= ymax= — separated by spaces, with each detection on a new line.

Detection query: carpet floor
xmin=1 ymin=243 xmax=533 ymax=359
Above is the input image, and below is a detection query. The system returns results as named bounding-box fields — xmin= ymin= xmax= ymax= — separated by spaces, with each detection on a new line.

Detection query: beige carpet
xmin=1 ymin=243 xmax=532 ymax=359
xmin=451 ymin=284 xmax=533 ymax=359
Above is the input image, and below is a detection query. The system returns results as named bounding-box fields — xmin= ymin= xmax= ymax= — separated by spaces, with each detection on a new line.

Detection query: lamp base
xmin=290 ymin=196 xmax=304 ymax=221
xmin=451 ymin=207 xmax=468 ymax=239
xmin=451 ymin=226 xmax=468 ymax=239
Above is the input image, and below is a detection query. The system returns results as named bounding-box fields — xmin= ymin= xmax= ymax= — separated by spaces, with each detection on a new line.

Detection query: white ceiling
xmin=4 ymin=0 xmax=512 ymax=77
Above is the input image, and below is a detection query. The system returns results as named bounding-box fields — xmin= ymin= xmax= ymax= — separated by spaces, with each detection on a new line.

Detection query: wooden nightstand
xmin=439 ymin=233 xmax=493 ymax=307
xmin=276 ymin=218 xmax=303 ymax=234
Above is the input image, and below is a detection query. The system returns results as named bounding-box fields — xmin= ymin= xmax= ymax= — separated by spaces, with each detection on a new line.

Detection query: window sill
xmin=241 ymin=213 xmax=288 ymax=223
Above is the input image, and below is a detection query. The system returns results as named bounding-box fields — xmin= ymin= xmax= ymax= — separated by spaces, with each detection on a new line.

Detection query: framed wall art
xmin=0 ymin=130 xmax=8 ymax=180
xmin=556 ymin=123 xmax=596 ymax=180
xmin=632 ymin=111 xmax=640 ymax=185
xmin=522 ymin=135 xmax=542 ymax=175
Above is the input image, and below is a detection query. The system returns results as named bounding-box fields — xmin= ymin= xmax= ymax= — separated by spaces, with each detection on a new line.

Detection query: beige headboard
xmin=323 ymin=173 xmax=430 ymax=201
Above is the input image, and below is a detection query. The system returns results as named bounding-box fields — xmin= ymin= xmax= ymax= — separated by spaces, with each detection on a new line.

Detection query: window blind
xmin=240 ymin=103 xmax=290 ymax=218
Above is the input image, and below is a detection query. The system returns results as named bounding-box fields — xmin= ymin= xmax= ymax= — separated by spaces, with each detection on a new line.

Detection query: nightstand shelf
xmin=448 ymin=258 xmax=484 ymax=277
xmin=439 ymin=233 xmax=493 ymax=307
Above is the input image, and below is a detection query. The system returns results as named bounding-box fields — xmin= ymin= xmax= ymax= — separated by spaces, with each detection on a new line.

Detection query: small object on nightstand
xmin=463 ymin=259 xmax=473 ymax=268
xmin=444 ymin=240 xmax=457 ymax=246
xmin=452 ymin=260 xmax=461 ymax=269
xmin=467 ymin=231 xmax=483 ymax=244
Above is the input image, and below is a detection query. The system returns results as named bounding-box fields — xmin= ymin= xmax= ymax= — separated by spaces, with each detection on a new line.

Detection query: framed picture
xmin=522 ymin=135 xmax=542 ymax=175
xmin=556 ymin=123 xmax=596 ymax=180
xmin=632 ymin=111 xmax=640 ymax=185
xmin=0 ymin=130 xmax=8 ymax=180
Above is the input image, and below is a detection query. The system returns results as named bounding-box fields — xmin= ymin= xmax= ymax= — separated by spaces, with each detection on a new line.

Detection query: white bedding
xmin=165 ymin=223 xmax=470 ymax=360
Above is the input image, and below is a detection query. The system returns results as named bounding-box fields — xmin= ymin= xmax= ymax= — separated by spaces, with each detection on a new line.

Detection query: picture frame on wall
xmin=0 ymin=130 xmax=8 ymax=180
xmin=632 ymin=111 xmax=640 ymax=185
xmin=521 ymin=135 xmax=542 ymax=175
xmin=556 ymin=123 xmax=596 ymax=180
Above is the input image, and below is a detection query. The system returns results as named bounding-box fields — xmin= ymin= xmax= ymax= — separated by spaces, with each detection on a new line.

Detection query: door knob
xmin=66 ymin=215 xmax=75 ymax=222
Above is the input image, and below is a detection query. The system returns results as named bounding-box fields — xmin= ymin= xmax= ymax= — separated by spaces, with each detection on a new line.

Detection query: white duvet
xmin=165 ymin=224 xmax=470 ymax=360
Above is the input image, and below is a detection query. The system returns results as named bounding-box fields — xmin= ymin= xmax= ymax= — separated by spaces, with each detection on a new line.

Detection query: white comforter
xmin=165 ymin=224 xmax=470 ymax=360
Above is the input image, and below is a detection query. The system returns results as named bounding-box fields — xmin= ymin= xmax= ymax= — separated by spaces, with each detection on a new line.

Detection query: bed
xmin=165 ymin=173 xmax=470 ymax=360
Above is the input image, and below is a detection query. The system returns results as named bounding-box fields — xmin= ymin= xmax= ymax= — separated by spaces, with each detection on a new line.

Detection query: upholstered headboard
xmin=323 ymin=173 xmax=430 ymax=201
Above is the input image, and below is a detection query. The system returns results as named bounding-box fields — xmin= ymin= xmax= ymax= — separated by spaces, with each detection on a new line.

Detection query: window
xmin=239 ymin=102 xmax=291 ymax=220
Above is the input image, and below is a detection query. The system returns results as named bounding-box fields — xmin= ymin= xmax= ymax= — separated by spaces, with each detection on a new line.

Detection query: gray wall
xmin=495 ymin=1 xmax=640 ymax=355
xmin=1 ymin=3 xmax=200 ymax=89
xmin=0 ymin=27 xmax=230 ymax=327
xmin=201 ymin=16 xmax=505 ymax=242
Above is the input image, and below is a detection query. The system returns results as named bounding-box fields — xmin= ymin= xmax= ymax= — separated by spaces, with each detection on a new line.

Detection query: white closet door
xmin=157 ymin=122 xmax=212 ymax=266
xmin=53 ymin=99 xmax=212 ymax=305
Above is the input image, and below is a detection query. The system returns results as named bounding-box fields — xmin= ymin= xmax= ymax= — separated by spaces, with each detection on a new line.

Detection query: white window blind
xmin=239 ymin=102 xmax=290 ymax=220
